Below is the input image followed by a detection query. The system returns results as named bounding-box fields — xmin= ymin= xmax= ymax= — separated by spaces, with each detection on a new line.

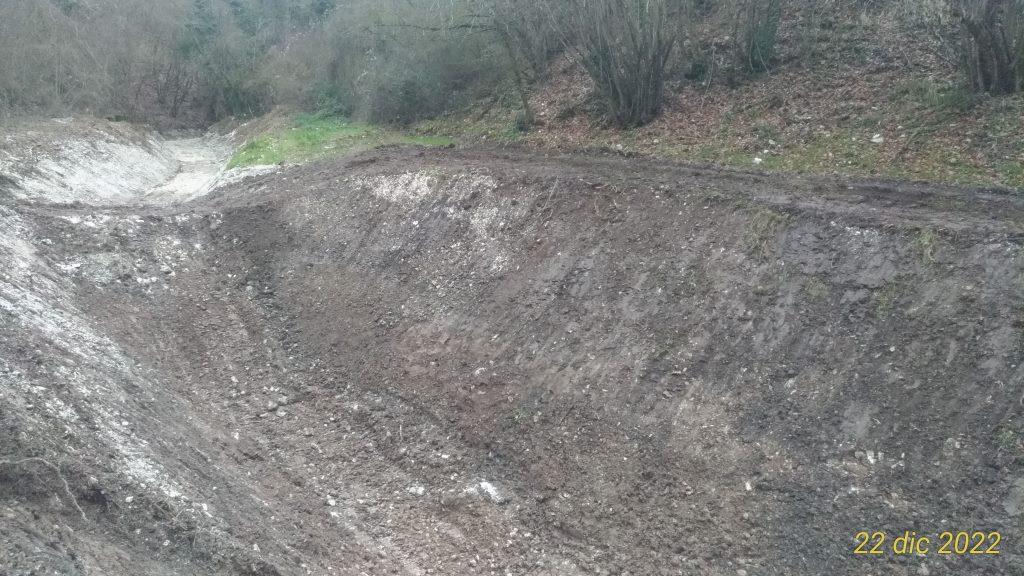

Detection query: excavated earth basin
xmin=1 ymin=120 xmax=1024 ymax=576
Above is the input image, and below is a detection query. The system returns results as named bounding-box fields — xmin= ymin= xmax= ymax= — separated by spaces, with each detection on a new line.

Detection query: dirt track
xmin=2 ymin=131 xmax=1024 ymax=575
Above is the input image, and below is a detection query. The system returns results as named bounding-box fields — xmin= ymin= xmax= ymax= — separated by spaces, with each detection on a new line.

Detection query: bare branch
xmin=0 ymin=456 xmax=87 ymax=522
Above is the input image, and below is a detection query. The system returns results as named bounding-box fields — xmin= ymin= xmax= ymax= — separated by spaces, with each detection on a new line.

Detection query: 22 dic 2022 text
xmin=853 ymin=531 xmax=1001 ymax=556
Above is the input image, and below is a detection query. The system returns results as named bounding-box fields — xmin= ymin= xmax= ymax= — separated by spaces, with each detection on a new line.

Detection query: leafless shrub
xmin=953 ymin=0 xmax=1023 ymax=94
xmin=732 ymin=0 xmax=782 ymax=74
xmin=572 ymin=0 xmax=677 ymax=127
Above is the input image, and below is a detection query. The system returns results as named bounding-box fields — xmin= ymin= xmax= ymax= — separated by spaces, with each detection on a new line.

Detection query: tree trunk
xmin=957 ymin=0 xmax=1021 ymax=95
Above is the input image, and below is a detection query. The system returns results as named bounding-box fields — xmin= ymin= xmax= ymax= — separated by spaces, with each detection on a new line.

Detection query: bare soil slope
xmin=2 ymin=141 xmax=1024 ymax=575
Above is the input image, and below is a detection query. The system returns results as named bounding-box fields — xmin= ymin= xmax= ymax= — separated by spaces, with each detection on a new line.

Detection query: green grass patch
xmin=996 ymin=427 xmax=1020 ymax=452
xmin=872 ymin=281 xmax=903 ymax=318
xmin=913 ymin=228 xmax=939 ymax=266
xmin=413 ymin=112 xmax=523 ymax=143
xmin=762 ymin=131 xmax=884 ymax=175
xmin=228 ymin=114 xmax=452 ymax=168
xmin=803 ymin=276 xmax=830 ymax=302
xmin=894 ymin=78 xmax=977 ymax=115
xmin=745 ymin=208 xmax=791 ymax=261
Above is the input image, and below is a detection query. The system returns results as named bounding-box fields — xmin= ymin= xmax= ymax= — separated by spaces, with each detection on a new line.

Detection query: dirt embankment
xmin=0 ymin=118 xmax=236 ymax=205
xmin=2 ymin=131 xmax=1024 ymax=575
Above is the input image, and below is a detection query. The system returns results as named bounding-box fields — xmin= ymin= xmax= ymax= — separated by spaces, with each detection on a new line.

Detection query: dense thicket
xmin=0 ymin=0 xmax=1020 ymax=129
xmin=0 ymin=0 xmax=335 ymax=125
xmin=265 ymin=1 xmax=514 ymax=125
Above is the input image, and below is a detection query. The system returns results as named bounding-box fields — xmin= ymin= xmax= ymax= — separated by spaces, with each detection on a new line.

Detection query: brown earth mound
xmin=2 ymin=145 xmax=1023 ymax=575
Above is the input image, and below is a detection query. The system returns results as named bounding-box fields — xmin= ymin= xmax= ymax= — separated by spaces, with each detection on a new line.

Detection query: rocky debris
xmin=464 ymin=480 xmax=507 ymax=505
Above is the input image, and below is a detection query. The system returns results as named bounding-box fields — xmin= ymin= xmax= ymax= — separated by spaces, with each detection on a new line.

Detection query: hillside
xmin=415 ymin=4 xmax=1024 ymax=191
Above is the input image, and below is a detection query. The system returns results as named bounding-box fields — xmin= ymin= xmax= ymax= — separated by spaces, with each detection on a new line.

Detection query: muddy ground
xmin=1 ymin=123 xmax=1023 ymax=575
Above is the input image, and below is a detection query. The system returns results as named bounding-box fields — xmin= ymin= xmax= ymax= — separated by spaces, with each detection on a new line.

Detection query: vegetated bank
xmin=4 ymin=1 xmax=1023 ymax=191
xmin=226 ymin=113 xmax=452 ymax=169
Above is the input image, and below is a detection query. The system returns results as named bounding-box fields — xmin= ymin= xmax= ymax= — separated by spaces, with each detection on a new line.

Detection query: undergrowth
xmin=428 ymin=72 xmax=1024 ymax=192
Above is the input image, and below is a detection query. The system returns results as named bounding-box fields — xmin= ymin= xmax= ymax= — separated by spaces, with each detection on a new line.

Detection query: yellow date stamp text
xmin=853 ymin=531 xmax=1001 ymax=556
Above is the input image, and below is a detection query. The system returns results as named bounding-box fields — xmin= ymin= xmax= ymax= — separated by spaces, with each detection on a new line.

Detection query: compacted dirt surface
xmin=2 ymin=122 xmax=1024 ymax=576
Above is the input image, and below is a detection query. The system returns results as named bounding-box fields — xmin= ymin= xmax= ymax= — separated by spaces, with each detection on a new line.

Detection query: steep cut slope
xmin=2 ymin=143 xmax=1024 ymax=575
xmin=0 ymin=119 xmax=235 ymax=205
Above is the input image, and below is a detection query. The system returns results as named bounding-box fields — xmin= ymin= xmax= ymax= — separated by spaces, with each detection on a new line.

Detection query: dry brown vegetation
xmin=1 ymin=1 xmax=1022 ymax=190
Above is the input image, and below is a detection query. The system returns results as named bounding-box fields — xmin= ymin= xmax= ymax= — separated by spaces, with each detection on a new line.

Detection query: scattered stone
xmin=466 ymin=480 xmax=507 ymax=504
